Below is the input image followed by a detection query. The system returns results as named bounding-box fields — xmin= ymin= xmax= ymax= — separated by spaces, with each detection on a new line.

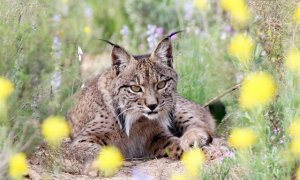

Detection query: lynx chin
xmin=66 ymin=32 xmax=215 ymax=175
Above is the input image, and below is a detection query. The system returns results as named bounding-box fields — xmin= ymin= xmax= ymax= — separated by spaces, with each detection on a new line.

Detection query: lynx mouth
xmin=143 ymin=111 xmax=160 ymax=120
xmin=147 ymin=111 xmax=158 ymax=115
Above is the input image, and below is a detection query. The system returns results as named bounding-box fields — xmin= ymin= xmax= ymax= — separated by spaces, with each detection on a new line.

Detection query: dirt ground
xmin=28 ymin=137 xmax=232 ymax=180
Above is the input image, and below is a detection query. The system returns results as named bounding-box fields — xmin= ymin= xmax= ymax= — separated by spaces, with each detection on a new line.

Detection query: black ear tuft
xmin=100 ymin=39 xmax=133 ymax=75
xmin=98 ymin=39 xmax=116 ymax=46
xmin=150 ymin=30 xmax=183 ymax=67
xmin=167 ymin=30 xmax=183 ymax=39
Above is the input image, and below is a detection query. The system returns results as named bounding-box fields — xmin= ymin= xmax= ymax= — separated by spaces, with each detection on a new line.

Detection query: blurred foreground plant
xmin=228 ymin=33 xmax=255 ymax=66
xmin=95 ymin=146 xmax=124 ymax=177
xmin=181 ymin=148 xmax=205 ymax=178
xmin=297 ymin=167 xmax=300 ymax=180
xmin=0 ymin=77 xmax=14 ymax=102
xmin=170 ymin=174 xmax=187 ymax=180
xmin=0 ymin=77 xmax=14 ymax=126
xmin=239 ymin=72 xmax=276 ymax=110
xmin=228 ymin=128 xmax=256 ymax=149
xmin=290 ymin=138 xmax=300 ymax=157
xmin=285 ymin=48 xmax=300 ymax=73
xmin=0 ymin=77 xmax=34 ymax=179
xmin=220 ymin=0 xmax=251 ymax=27
xmin=194 ymin=0 xmax=209 ymax=11
xmin=9 ymin=153 xmax=29 ymax=179
xmin=288 ymin=118 xmax=300 ymax=138
xmin=41 ymin=116 xmax=70 ymax=147
xmin=293 ymin=4 xmax=300 ymax=24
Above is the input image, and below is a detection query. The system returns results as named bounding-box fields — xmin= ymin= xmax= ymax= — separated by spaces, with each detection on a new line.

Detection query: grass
xmin=1 ymin=0 xmax=300 ymax=179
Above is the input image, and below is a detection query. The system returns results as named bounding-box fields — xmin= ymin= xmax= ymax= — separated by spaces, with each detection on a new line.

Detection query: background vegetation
xmin=1 ymin=0 xmax=300 ymax=179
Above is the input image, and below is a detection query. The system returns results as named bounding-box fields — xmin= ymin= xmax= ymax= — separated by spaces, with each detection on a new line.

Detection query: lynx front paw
xmin=83 ymin=160 xmax=99 ymax=177
xmin=154 ymin=138 xmax=183 ymax=159
xmin=180 ymin=128 xmax=212 ymax=151
xmin=165 ymin=140 xmax=184 ymax=159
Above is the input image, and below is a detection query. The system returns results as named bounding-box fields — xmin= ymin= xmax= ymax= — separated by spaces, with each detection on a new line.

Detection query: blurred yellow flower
xmin=181 ymin=148 xmax=205 ymax=177
xmin=9 ymin=153 xmax=28 ymax=178
xmin=220 ymin=0 xmax=251 ymax=26
xmin=293 ymin=5 xmax=300 ymax=24
xmin=194 ymin=0 xmax=209 ymax=11
xmin=95 ymin=146 xmax=124 ymax=176
xmin=220 ymin=0 xmax=234 ymax=11
xmin=289 ymin=118 xmax=300 ymax=138
xmin=228 ymin=34 xmax=254 ymax=65
xmin=41 ymin=116 xmax=70 ymax=146
xmin=0 ymin=77 xmax=14 ymax=101
xmin=84 ymin=26 xmax=91 ymax=35
xmin=290 ymin=138 xmax=300 ymax=156
xmin=239 ymin=72 xmax=276 ymax=109
xmin=170 ymin=174 xmax=187 ymax=180
xmin=285 ymin=48 xmax=300 ymax=73
xmin=228 ymin=128 xmax=256 ymax=149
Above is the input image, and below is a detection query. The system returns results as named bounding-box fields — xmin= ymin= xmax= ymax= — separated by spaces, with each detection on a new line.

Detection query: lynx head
xmin=108 ymin=33 xmax=180 ymax=136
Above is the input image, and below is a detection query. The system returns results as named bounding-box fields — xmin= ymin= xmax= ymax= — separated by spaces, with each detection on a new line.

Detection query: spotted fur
xmin=66 ymin=35 xmax=215 ymax=175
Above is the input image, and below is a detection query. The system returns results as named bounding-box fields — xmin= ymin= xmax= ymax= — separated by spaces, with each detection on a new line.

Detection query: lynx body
xmin=67 ymin=34 xmax=215 ymax=174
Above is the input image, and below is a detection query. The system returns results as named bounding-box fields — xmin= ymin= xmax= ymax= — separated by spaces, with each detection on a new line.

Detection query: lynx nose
xmin=147 ymin=104 xmax=158 ymax=111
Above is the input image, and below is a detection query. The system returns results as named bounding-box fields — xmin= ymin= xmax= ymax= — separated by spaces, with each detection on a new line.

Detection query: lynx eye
xmin=157 ymin=81 xmax=166 ymax=90
xmin=130 ymin=85 xmax=142 ymax=92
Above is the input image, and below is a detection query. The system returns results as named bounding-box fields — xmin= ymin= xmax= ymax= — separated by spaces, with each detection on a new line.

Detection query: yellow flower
xmin=9 ymin=153 xmax=29 ymax=178
xmin=41 ymin=116 xmax=70 ymax=146
xmin=194 ymin=0 xmax=209 ymax=11
xmin=228 ymin=34 xmax=254 ymax=65
xmin=285 ymin=48 xmax=300 ymax=73
xmin=228 ymin=128 xmax=256 ymax=149
xmin=95 ymin=146 xmax=124 ymax=176
xmin=170 ymin=174 xmax=187 ymax=180
xmin=220 ymin=0 xmax=234 ymax=11
xmin=290 ymin=138 xmax=300 ymax=157
xmin=0 ymin=77 xmax=14 ymax=101
xmin=289 ymin=118 xmax=300 ymax=138
xmin=181 ymin=148 xmax=205 ymax=177
xmin=84 ymin=26 xmax=91 ymax=35
xmin=293 ymin=5 xmax=300 ymax=24
xmin=297 ymin=167 xmax=300 ymax=180
xmin=239 ymin=72 xmax=276 ymax=109
xmin=220 ymin=0 xmax=251 ymax=26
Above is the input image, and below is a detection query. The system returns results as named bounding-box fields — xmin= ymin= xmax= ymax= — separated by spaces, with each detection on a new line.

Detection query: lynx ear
xmin=150 ymin=31 xmax=182 ymax=67
xmin=111 ymin=45 xmax=131 ymax=66
xmin=100 ymin=39 xmax=133 ymax=75
xmin=151 ymin=37 xmax=173 ymax=67
xmin=111 ymin=45 xmax=132 ymax=73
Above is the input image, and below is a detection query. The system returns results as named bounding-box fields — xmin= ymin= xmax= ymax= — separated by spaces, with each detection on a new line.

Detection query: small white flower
xmin=120 ymin=25 xmax=130 ymax=36
xmin=52 ymin=36 xmax=61 ymax=50
xmin=51 ymin=71 xmax=62 ymax=93
xmin=52 ymin=36 xmax=62 ymax=59
xmin=53 ymin=14 xmax=61 ymax=23
xmin=84 ymin=7 xmax=93 ymax=18
xmin=77 ymin=46 xmax=84 ymax=62
xmin=132 ymin=168 xmax=153 ymax=180
xmin=184 ymin=2 xmax=194 ymax=20
xmin=235 ymin=73 xmax=244 ymax=83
